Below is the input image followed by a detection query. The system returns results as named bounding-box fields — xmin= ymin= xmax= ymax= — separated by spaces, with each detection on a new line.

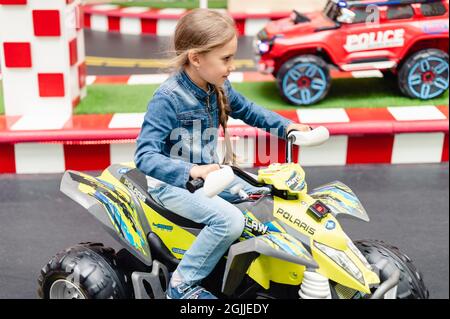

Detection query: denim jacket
xmin=135 ymin=69 xmax=293 ymax=189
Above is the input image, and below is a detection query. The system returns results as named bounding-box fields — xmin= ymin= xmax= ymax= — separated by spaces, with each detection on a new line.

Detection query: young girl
xmin=135 ymin=8 xmax=310 ymax=299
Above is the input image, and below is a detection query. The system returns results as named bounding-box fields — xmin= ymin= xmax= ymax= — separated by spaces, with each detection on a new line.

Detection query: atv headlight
xmin=314 ymin=241 xmax=365 ymax=285
xmin=347 ymin=239 xmax=373 ymax=271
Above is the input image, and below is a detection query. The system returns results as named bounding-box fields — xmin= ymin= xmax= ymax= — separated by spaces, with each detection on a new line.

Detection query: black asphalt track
xmin=85 ymin=30 xmax=257 ymax=75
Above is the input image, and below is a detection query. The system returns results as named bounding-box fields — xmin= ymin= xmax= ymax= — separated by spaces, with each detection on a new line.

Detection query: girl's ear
xmin=188 ymin=50 xmax=201 ymax=69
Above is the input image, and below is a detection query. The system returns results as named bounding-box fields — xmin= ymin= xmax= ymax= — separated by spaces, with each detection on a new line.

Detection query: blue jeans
xmin=147 ymin=175 xmax=266 ymax=286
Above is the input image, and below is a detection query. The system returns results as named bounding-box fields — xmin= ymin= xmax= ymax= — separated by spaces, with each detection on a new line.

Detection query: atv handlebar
xmin=286 ymin=126 xmax=330 ymax=163
xmin=186 ymin=127 xmax=330 ymax=194
xmin=186 ymin=178 xmax=205 ymax=193
xmin=186 ymin=166 xmax=264 ymax=194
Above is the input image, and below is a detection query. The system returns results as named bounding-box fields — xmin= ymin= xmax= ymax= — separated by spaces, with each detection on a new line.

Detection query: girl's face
xmin=196 ymin=35 xmax=238 ymax=87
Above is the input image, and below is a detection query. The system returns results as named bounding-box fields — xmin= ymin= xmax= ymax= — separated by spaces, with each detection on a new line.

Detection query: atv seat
xmin=121 ymin=168 xmax=260 ymax=271
xmin=123 ymin=168 xmax=205 ymax=230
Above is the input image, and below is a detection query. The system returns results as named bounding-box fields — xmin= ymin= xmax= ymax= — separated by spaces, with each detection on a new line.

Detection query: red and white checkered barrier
xmin=82 ymin=4 xmax=290 ymax=36
xmin=0 ymin=106 xmax=448 ymax=174
xmin=0 ymin=0 xmax=87 ymax=123
xmin=83 ymin=69 xmax=384 ymax=87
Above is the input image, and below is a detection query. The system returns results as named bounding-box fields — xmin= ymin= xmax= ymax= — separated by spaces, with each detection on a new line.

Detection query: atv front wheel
xmin=38 ymin=242 xmax=131 ymax=299
xmin=276 ymin=55 xmax=331 ymax=106
xmin=398 ymin=49 xmax=449 ymax=100
xmin=355 ymin=240 xmax=429 ymax=299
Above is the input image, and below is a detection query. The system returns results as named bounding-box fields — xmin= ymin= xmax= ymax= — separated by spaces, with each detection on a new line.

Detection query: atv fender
xmin=60 ymin=170 xmax=153 ymax=267
xmin=310 ymin=181 xmax=370 ymax=222
xmin=222 ymin=234 xmax=318 ymax=296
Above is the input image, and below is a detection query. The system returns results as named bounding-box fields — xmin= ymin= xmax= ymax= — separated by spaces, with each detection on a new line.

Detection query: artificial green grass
xmin=0 ymin=78 xmax=448 ymax=115
xmin=75 ymin=78 xmax=448 ymax=114
xmin=116 ymin=0 xmax=227 ymax=9
xmin=233 ymin=78 xmax=449 ymax=109
xmin=76 ymin=84 xmax=155 ymax=114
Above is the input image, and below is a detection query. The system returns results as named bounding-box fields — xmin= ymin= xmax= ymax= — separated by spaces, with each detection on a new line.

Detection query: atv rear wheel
xmin=38 ymin=242 xmax=131 ymax=299
xmin=398 ymin=49 xmax=449 ymax=100
xmin=355 ymin=240 xmax=429 ymax=299
xmin=276 ymin=55 xmax=331 ymax=106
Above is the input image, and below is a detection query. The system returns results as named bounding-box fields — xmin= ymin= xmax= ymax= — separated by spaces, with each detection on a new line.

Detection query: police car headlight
xmin=257 ymin=40 xmax=271 ymax=54
xmin=337 ymin=0 xmax=348 ymax=8
xmin=314 ymin=241 xmax=365 ymax=285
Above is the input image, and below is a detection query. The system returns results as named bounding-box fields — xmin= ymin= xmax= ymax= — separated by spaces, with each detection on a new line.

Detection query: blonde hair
xmin=168 ymin=9 xmax=238 ymax=164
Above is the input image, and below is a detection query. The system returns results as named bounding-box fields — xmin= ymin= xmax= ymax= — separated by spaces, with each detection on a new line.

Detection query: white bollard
xmin=199 ymin=0 xmax=208 ymax=9
xmin=0 ymin=0 xmax=86 ymax=120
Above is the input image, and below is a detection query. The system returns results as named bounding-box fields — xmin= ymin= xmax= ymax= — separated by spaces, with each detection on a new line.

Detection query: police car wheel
xmin=276 ymin=55 xmax=331 ymax=106
xmin=398 ymin=49 xmax=449 ymax=100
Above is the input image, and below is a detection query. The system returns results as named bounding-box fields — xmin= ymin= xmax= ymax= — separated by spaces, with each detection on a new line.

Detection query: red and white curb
xmin=0 ymin=70 xmax=385 ymax=87
xmin=85 ymin=69 xmax=383 ymax=86
xmin=0 ymin=69 xmax=388 ymax=93
xmin=0 ymin=106 xmax=448 ymax=174
xmin=82 ymin=4 xmax=290 ymax=37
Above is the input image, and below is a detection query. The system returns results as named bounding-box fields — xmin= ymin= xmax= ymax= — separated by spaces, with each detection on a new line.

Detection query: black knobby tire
xmin=398 ymin=49 xmax=449 ymax=100
xmin=355 ymin=240 xmax=429 ymax=299
xmin=276 ymin=55 xmax=331 ymax=106
xmin=38 ymin=242 xmax=131 ymax=299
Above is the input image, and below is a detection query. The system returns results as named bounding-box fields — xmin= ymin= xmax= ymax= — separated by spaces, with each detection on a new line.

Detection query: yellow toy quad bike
xmin=38 ymin=127 xmax=429 ymax=299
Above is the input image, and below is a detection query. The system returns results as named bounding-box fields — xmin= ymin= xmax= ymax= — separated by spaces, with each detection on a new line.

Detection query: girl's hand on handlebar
xmin=287 ymin=123 xmax=312 ymax=133
xmin=189 ymin=164 xmax=221 ymax=180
